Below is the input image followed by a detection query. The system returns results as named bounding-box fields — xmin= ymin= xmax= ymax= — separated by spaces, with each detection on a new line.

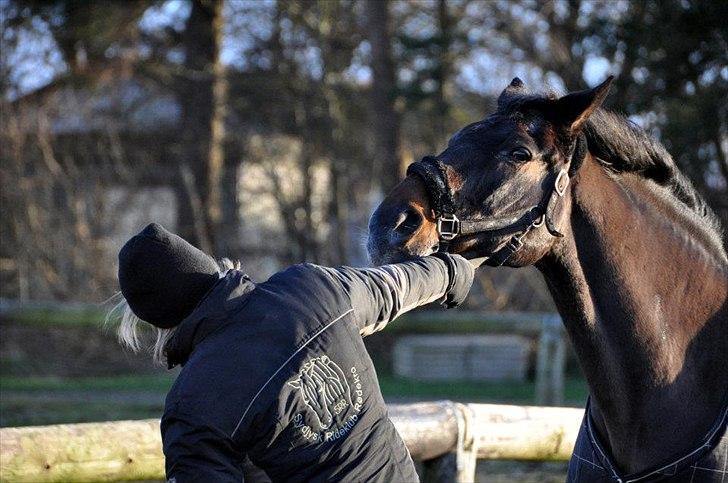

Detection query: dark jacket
xmin=161 ymin=255 xmax=469 ymax=483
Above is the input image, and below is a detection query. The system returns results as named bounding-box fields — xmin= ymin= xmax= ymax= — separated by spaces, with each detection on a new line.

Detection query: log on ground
xmin=0 ymin=419 xmax=164 ymax=482
xmin=470 ymin=403 xmax=583 ymax=461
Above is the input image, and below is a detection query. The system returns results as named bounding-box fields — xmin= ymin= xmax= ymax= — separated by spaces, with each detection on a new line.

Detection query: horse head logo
xmin=287 ymin=355 xmax=352 ymax=430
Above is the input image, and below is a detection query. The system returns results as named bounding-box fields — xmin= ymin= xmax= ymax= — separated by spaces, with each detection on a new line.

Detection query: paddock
xmin=0 ymin=401 xmax=583 ymax=482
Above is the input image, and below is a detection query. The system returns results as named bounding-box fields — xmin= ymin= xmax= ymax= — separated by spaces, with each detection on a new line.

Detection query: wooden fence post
xmin=535 ymin=314 xmax=565 ymax=406
xmin=420 ymin=403 xmax=477 ymax=483
xmin=422 ymin=453 xmax=458 ymax=483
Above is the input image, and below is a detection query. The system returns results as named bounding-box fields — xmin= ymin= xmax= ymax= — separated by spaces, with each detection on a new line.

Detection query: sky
xmin=2 ymin=0 xmax=615 ymax=101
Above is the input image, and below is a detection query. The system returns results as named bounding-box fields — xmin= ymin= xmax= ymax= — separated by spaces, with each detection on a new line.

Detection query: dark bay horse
xmin=368 ymin=77 xmax=728 ymax=480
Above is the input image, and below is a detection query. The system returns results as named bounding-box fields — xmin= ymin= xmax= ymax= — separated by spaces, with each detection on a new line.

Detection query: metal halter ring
xmin=555 ymin=169 xmax=570 ymax=196
xmin=437 ymin=213 xmax=460 ymax=240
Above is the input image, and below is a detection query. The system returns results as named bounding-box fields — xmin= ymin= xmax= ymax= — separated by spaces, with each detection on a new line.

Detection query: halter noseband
xmin=406 ymin=135 xmax=586 ymax=266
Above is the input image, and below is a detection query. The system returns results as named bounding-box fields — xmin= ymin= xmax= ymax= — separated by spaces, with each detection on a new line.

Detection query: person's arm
xmin=162 ymin=411 xmax=243 ymax=483
xmin=327 ymin=253 xmax=474 ymax=336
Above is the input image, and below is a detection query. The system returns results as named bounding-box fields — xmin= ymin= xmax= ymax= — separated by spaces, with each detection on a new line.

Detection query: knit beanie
xmin=118 ymin=223 xmax=220 ymax=328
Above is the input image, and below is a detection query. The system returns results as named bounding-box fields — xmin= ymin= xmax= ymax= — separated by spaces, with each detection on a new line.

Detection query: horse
xmin=367 ymin=77 xmax=728 ymax=481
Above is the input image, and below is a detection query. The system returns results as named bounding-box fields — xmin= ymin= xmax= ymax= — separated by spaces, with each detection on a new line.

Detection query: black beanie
xmin=118 ymin=223 xmax=221 ymax=328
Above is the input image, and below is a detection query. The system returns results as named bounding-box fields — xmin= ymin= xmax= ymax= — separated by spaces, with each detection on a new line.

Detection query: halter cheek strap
xmin=407 ymin=135 xmax=586 ymax=266
xmin=486 ymin=167 xmax=569 ymax=266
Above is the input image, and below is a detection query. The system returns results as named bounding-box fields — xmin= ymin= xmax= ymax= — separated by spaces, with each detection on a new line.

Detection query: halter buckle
xmin=506 ymin=235 xmax=525 ymax=252
xmin=437 ymin=213 xmax=460 ymax=241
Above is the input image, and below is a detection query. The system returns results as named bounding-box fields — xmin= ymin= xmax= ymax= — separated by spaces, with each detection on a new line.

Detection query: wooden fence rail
xmin=0 ymin=402 xmax=584 ymax=482
xmin=398 ymin=311 xmax=568 ymax=406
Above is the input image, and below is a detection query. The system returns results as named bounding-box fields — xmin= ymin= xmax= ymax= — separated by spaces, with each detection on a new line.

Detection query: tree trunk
xmin=218 ymin=150 xmax=242 ymax=258
xmin=433 ymin=0 xmax=452 ymax=143
xmin=365 ymin=0 xmax=402 ymax=193
xmin=174 ymin=0 xmax=225 ymax=253
xmin=207 ymin=0 xmax=228 ymax=253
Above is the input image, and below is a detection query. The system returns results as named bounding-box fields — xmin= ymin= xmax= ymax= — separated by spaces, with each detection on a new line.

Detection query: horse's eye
xmin=510 ymin=147 xmax=532 ymax=161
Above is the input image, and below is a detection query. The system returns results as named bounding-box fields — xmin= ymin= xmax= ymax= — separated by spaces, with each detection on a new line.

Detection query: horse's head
xmin=368 ymin=77 xmax=613 ymax=267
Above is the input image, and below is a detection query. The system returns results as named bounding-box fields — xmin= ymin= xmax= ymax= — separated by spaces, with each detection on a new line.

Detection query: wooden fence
xmin=1 ymin=303 xmax=568 ymax=404
xmin=400 ymin=311 xmax=567 ymax=406
xmin=0 ymin=402 xmax=584 ymax=482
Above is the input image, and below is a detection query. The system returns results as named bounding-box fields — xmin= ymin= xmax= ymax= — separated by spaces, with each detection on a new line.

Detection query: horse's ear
xmin=497 ymin=77 xmax=527 ymax=108
xmin=287 ymin=378 xmax=302 ymax=389
xmin=552 ymin=76 xmax=614 ymax=133
xmin=508 ymin=77 xmax=525 ymax=89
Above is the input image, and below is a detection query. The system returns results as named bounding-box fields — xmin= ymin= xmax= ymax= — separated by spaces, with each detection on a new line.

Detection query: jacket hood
xmin=165 ymin=270 xmax=255 ymax=368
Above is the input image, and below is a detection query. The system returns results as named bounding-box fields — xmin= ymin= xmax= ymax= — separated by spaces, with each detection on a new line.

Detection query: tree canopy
xmin=1 ymin=0 xmax=725 ymax=308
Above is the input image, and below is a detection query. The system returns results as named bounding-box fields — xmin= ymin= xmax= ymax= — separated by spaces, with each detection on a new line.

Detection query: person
xmin=115 ymin=223 xmax=476 ymax=482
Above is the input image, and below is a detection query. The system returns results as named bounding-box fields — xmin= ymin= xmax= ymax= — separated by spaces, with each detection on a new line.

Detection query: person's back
xmin=115 ymin=224 xmax=475 ymax=482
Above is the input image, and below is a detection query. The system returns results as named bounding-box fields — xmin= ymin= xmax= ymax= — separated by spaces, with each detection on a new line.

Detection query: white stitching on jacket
xmin=230 ymin=308 xmax=355 ymax=438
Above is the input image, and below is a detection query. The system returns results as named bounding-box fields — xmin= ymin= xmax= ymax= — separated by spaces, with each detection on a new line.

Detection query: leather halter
xmin=406 ymin=135 xmax=586 ymax=266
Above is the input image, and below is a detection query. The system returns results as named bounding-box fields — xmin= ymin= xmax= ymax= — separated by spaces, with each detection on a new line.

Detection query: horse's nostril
xmin=393 ymin=208 xmax=423 ymax=235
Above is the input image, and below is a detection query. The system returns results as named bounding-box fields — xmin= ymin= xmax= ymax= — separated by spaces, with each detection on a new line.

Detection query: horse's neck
xmin=537 ymin=157 xmax=728 ymax=473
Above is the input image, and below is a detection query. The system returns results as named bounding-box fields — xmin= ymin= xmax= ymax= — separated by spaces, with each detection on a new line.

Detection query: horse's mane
xmin=583 ymin=109 xmax=722 ymax=237
xmin=498 ymin=90 xmax=721 ymax=239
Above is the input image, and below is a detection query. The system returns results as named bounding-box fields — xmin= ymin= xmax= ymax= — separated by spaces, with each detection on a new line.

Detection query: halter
xmin=406 ymin=135 xmax=586 ymax=266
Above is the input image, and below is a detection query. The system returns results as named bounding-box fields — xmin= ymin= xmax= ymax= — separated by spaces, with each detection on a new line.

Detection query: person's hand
xmin=431 ymin=253 xmax=475 ymax=309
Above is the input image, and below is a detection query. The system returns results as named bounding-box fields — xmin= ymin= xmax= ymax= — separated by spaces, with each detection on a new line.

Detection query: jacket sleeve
xmin=326 ymin=255 xmax=457 ymax=336
xmin=162 ymin=410 xmax=243 ymax=483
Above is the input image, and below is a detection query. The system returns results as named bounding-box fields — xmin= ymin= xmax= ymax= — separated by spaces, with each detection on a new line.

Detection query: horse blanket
xmin=567 ymin=398 xmax=728 ymax=482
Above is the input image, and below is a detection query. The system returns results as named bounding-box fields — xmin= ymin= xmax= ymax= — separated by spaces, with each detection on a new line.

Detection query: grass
xmin=0 ymin=374 xmax=176 ymax=426
xmin=2 ymin=305 xmax=106 ymax=328
xmin=1 ymin=374 xmax=589 ymax=427
xmin=0 ymin=373 xmax=177 ymax=392
xmin=0 ymin=400 xmax=165 ymax=427
xmin=379 ymin=375 xmax=588 ymax=406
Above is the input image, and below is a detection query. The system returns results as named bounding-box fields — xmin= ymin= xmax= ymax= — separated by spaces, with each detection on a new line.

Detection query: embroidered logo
xmin=288 ymin=356 xmax=364 ymax=443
